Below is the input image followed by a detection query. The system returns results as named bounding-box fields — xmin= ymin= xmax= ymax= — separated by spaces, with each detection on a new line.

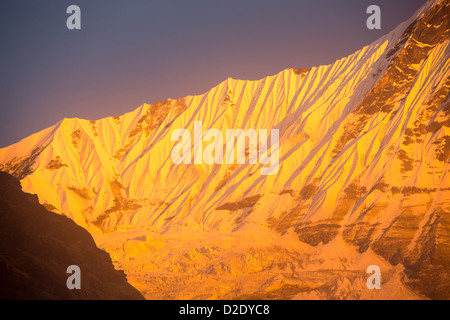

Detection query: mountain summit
xmin=0 ymin=0 xmax=449 ymax=299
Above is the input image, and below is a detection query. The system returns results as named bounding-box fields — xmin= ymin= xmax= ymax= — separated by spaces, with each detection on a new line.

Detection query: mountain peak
xmin=1 ymin=0 xmax=449 ymax=299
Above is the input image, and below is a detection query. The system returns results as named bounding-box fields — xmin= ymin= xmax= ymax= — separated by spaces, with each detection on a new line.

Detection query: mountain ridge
xmin=0 ymin=0 xmax=449 ymax=299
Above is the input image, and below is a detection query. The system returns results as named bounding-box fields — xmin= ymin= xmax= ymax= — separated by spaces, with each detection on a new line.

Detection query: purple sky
xmin=0 ymin=0 xmax=426 ymax=147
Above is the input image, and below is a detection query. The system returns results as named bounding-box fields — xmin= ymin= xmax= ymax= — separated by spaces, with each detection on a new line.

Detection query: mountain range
xmin=0 ymin=0 xmax=449 ymax=299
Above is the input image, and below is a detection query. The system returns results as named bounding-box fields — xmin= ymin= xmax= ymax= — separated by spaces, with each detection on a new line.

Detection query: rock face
xmin=0 ymin=172 xmax=144 ymax=300
xmin=0 ymin=0 xmax=449 ymax=300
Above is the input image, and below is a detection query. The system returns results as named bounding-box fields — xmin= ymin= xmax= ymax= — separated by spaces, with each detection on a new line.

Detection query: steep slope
xmin=94 ymin=224 xmax=424 ymax=300
xmin=0 ymin=171 xmax=144 ymax=300
xmin=0 ymin=0 xmax=449 ymax=299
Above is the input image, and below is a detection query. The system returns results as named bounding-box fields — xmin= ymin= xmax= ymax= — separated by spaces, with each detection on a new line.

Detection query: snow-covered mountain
xmin=1 ymin=0 xmax=449 ymax=299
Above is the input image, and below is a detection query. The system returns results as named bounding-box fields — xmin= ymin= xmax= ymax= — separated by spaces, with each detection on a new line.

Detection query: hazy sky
xmin=0 ymin=0 xmax=426 ymax=147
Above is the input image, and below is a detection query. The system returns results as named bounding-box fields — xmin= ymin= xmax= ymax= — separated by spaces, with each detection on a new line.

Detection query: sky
xmin=0 ymin=0 xmax=427 ymax=148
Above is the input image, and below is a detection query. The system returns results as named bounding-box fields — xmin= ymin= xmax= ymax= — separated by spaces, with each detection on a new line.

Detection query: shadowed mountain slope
xmin=0 ymin=171 xmax=144 ymax=300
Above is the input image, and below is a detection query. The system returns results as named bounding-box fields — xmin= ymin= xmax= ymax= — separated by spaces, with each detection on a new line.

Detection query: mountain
xmin=0 ymin=171 xmax=144 ymax=300
xmin=0 ymin=0 xmax=449 ymax=299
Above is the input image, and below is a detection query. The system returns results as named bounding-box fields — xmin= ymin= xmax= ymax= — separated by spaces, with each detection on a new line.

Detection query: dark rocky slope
xmin=0 ymin=171 xmax=144 ymax=299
